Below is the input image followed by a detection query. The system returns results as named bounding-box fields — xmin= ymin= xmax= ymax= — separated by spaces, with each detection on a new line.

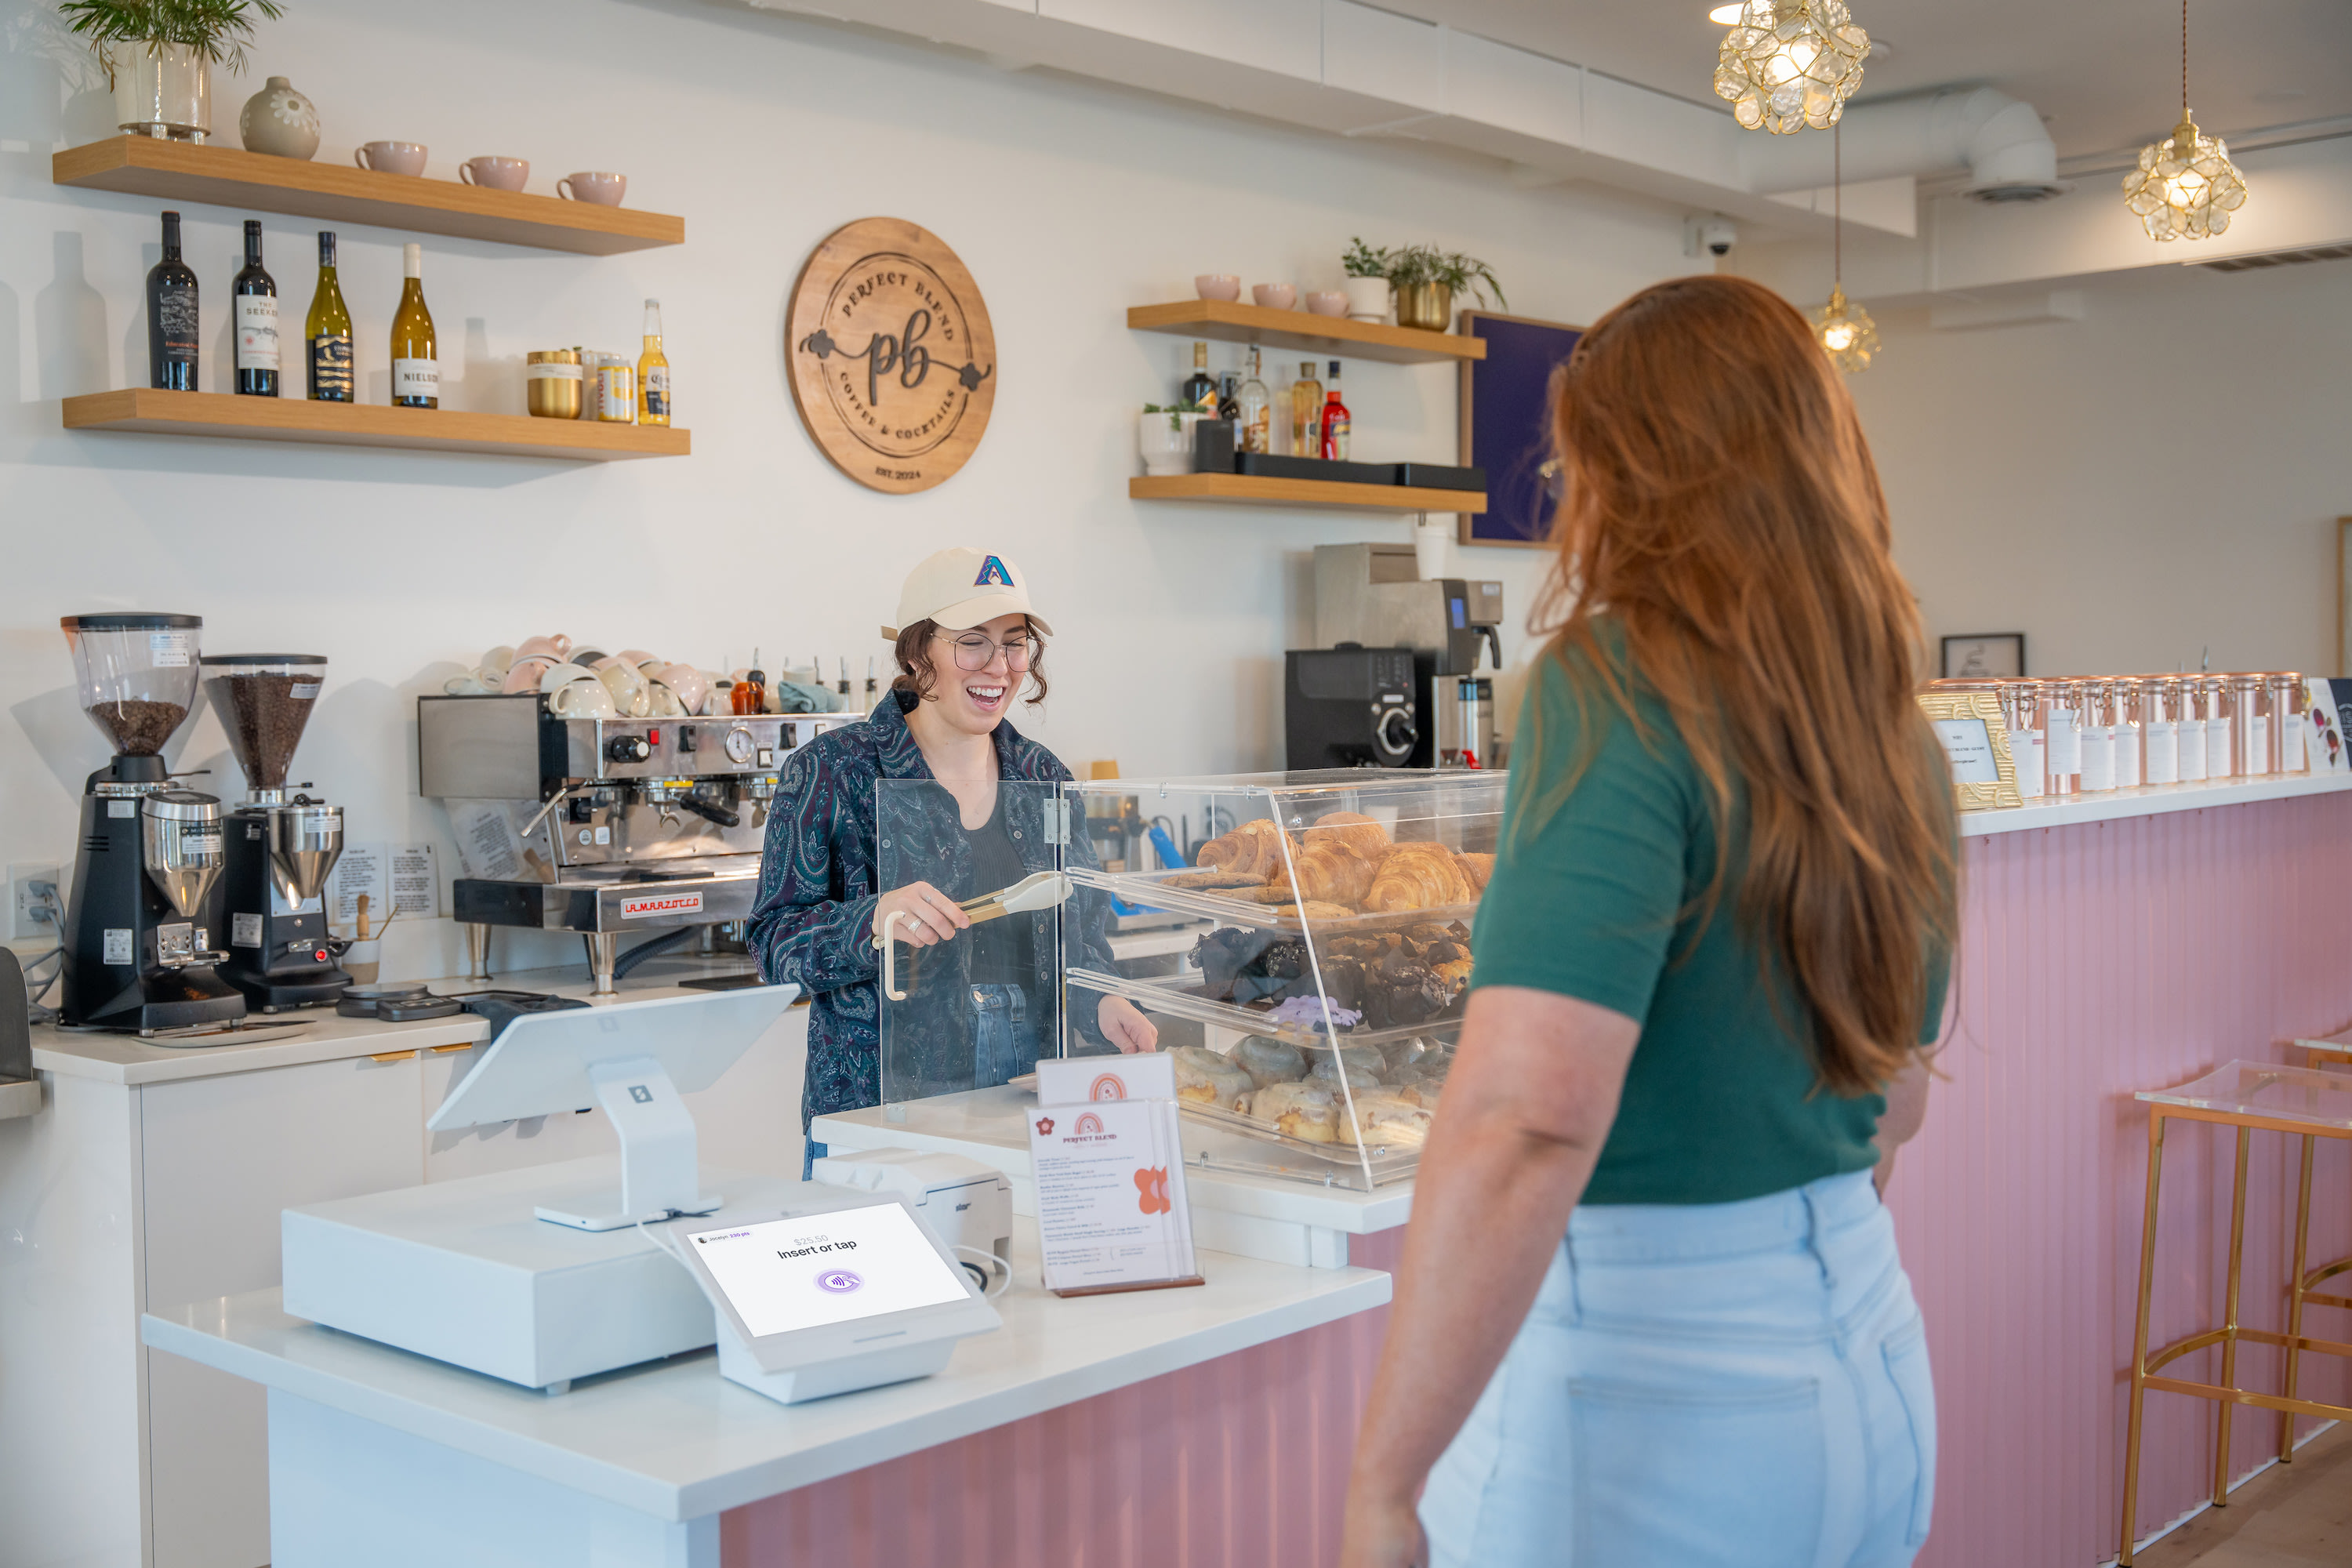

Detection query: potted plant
xmin=1341 ymin=237 xmax=1392 ymax=323
xmin=1383 ymin=245 xmax=1508 ymax=332
xmin=1138 ymin=404 xmax=1206 ymax=477
xmin=59 ymin=0 xmax=286 ymax=143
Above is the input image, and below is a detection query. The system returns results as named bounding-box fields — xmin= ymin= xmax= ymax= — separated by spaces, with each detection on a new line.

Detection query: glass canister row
xmin=1929 ymin=673 xmax=2307 ymax=799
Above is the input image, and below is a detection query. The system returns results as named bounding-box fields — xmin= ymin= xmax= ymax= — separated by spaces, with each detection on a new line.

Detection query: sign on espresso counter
xmin=786 ymin=216 xmax=997 ymax=495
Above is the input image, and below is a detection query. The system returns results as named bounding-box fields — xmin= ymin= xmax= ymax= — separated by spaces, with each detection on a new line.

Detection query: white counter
xmin=140 ymin=1234 xmax=1390 ymax=1566
xmin=1959 ymin=767 xmax=2352 ymax=837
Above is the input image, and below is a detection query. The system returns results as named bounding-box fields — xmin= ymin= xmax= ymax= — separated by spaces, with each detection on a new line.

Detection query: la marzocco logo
xmin=620 ymin=891 xmax=703 ymax=920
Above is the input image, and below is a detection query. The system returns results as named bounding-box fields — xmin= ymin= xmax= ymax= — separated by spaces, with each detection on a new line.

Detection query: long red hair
xmin=1531 ymin=274 xmax=1954 ymax=1095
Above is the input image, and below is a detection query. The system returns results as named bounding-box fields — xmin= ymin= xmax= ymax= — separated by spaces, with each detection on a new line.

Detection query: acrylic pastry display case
xmin=873 ymin=770 xmax=1503 ymax=1192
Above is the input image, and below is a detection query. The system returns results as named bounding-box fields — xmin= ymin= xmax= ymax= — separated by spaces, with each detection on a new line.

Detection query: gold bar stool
xmin=2281 ymin=1034 xmax=2352 ymax=1465
xmin=2119 ymin=1061 xmax=2352 ymax=1566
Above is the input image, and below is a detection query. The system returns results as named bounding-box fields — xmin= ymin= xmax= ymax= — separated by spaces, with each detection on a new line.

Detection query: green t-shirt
xmin=1470 ymin=630 xmax=1951 ymax=1207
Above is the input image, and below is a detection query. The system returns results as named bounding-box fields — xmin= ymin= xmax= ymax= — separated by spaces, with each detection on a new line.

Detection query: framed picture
xmin=1940 ymin=633 xmax=2026 ymax=680
xmin=1915 ymin=690 xmax=2025 ymax=811
xmin=2336 ymin=517 xmax=2352 ymax=679
xmin=1457 ymin=309 xmax=1584 ymax=549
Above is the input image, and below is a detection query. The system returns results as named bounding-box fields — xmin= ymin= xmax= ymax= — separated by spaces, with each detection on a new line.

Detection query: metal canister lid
xmin=142 ymin=789 xmax=220 ymax=822
xmin=528 ymin=349 xmax=582 ymax=365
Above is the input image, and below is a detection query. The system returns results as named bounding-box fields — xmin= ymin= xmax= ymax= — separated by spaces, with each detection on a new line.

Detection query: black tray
xmin=1391 ymin=462 xmax=1486 ymax=492
xmin=1233 ymin=452 xmax=1399 ymax=488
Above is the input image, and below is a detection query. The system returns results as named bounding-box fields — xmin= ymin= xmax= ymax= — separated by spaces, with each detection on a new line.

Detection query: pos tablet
xmin=666 ymin=1191 xmax=1003 ymax=1404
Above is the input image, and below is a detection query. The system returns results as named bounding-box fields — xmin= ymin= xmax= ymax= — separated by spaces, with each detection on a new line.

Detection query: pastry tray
xmin=1177 ymin=1097 xmax=1424 ymax=1184
xmin=1065 ymin=965 xmax=1463 ymax=1050
xmin=1065 ymin=865 xmax=1479 ymax=935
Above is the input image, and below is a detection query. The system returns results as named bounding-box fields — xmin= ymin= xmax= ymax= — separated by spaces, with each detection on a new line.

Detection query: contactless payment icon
xmin=816 ymin=1269 xmax=864 ymax=1294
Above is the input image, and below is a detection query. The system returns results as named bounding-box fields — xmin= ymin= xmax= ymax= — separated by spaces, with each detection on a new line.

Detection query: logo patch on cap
xmin=975 ymin=555 xmax=1014 ymax=588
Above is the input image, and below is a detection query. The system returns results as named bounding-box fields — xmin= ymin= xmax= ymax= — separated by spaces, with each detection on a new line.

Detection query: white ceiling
xmin=1373 ymin=0 xmax=2352 ymax=162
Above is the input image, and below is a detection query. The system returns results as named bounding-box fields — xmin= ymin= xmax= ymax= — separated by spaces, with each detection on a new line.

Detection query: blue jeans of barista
xmin=969 ymin=984 xmax=1037 ymax=1090
xmin=1421 ymin=1170 xmax=1936 ymax=1567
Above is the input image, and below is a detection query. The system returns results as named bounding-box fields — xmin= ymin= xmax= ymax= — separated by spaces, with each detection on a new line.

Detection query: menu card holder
xmin=1028 ymin=1056 xmax=1204 ymax=1298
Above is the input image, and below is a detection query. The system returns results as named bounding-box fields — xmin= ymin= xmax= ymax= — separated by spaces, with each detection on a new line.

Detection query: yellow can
xmin=596 ymin=360 xmax=637 ymax=424
xmin=525 ymin=350 xmax=583 ymax=419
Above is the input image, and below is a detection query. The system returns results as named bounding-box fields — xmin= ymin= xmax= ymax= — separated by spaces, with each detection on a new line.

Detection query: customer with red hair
xmin=1341 ymin=274 xmax=1956 ymax=1567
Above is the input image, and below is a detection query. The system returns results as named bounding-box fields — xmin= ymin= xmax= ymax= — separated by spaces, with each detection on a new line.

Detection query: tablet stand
xmin=532 ymin=1055 xmax=723 ymax=1231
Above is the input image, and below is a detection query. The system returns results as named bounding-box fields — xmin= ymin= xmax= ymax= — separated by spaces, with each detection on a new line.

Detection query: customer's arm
xmin=1340 ymin=985 xmax=1639 ymax=1568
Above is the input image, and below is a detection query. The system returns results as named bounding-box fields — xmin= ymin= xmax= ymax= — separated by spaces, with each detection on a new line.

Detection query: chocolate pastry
xmin=1366 ymin=951 xmax=1450 ymax=1029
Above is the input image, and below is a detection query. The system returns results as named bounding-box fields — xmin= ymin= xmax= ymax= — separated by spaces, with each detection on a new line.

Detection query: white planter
xmin=1138 ymin=411 xmax=1197 ymax=477
xmin=112 ymin=42 xmax=211 ymax=142
xmin=1342 ymin=276 xmax=1392 ymax=323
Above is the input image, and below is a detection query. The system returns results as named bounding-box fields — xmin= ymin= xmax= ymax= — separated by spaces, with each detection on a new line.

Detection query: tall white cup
xmin=1414 ymin=519 xmax=1453 ymax=580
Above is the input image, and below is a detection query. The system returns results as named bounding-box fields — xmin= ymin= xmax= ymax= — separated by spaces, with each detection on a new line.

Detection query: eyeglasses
xmin=935 ymin=631 xmax=1040 ymax=673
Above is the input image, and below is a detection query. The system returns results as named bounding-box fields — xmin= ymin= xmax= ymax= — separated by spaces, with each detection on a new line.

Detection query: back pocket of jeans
xmin=1569 ymin=1375 xmax=1825 ymax=1567
xmin=1882 ymin=1323 xmax=1936 ymax=1547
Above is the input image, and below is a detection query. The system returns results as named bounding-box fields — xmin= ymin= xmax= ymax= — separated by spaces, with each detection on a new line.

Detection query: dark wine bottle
xmin=232 ymin=219 xmax=278 ymax=397
xmin=147 ymin=210 xmax=199 ymax=391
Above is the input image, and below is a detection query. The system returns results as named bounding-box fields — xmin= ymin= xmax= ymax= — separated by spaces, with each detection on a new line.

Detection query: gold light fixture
xmin=2121 ymin=0 xmax=2248 ymax=240
xmin=1812 ymin=125 xmax=1880 ymax=371
xmin=1715 ymin=1 xmax=1869 ymax=135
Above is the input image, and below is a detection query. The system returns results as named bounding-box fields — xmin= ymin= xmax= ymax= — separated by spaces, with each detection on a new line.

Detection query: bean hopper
xmin=58 ymin=613 xmax=247 ymax=1034
xmin=200 ymin=654 xmax=350 ymax=1010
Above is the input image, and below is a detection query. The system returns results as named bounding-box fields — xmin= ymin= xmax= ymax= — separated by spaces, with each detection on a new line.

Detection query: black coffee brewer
xmin=201 ymin=654 xmax=349 ymax=1010
xmin=58 ymin=613 xmax=247 ymax=1033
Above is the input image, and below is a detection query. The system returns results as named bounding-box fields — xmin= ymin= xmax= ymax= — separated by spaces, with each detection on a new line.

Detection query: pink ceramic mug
xmin=500 ymin=656 xmax=557 ymax=694
xmin=460 ymin=156 xmax=529 ymax=192
xmin=514 ymin=633 xmax=570 ymax=662
xmin=557 ymin=172 xmax=626 ymax=206
xmin=1252 ymin=283 xmax=1298 ymax=310
xmin=355 ymin=141 xmax=427 ymax=176
xmin=652 ymin=662 xmax=710 ymax=717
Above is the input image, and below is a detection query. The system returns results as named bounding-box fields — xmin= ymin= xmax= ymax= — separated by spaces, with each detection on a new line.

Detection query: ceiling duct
xmin=1740 ymin=87 xmax=2063 ymax=204
xmin=2190 ymin=241 xmax=2352 ymax=272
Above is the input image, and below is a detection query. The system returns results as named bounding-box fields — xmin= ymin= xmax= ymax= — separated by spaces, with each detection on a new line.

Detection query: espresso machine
xmin=58 ymin=613 xmax=247 ymax=1034
xmin=417 ymin=694 xmax=861 ymax=993
xmin=201 ymin=654 xmax=349 ymax=1010
xmin=1311 ymin=543 xmax=1505 ymax=768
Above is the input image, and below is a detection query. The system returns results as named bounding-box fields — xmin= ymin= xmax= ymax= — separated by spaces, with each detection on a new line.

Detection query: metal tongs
xmin=876 ymin=872 xmax=1072 ymax=1000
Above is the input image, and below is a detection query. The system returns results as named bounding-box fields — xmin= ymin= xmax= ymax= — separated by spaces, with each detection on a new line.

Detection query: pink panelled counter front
xmin=771 ymin=771 xmax=2352 ymax=1568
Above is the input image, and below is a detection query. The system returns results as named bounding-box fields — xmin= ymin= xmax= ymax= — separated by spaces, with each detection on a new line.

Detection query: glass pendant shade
xmin=1813 ymin=285 xmax=1879 ymax=372
xmin=2121 ymin=114 xmax=2249 ymax=240
xmin=1715 ymin=1 xmax=1869 ymax=134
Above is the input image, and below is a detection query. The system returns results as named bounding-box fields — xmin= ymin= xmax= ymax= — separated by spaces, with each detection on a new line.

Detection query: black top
xmin=963 ymin=787 xmax=1037 ymax=990
xmin=62 ymin=612 xmax=201 ymax=630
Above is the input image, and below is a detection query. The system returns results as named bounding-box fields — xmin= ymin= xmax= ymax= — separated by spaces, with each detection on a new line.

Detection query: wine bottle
xmin=147 ymin=210 xmax=198 ymax=391
xmin=1180 ymin=341 xmax=1217 ymax=415
xmin=1319 ymin=360 xmax=1351 ymax=461
xmin=637 ymin=298 xmax=671 ymax=426
xmin=305 ymin=230 xmax=354 ymax=402
xmin=231 ymin=220 xmax=278 ymax=397
xmin=1238 ymin=347 xmax=1271 ymax=455
xmin=389 ymin=242 xmax=438 ymax=409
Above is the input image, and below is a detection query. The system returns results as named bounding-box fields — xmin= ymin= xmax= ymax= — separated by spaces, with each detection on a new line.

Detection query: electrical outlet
xmin=10 ymin=864 xmax=62 ymax=942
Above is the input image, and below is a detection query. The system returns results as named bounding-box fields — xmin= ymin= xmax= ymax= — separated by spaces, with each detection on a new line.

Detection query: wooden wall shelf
xmin=63 ymin=390 xmax=689 ymax=462
xmin=1130 ymin=474 xmax=1484 ymax=514
xmin=53 ymin=138 xmax=682 ymax=256
xmin=1127 ymin=301 xmax=1486 ymax=365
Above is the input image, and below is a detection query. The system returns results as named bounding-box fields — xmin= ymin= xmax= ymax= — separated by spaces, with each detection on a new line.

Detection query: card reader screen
xmin=688 ymin=1203 xmax=970 ymax=1338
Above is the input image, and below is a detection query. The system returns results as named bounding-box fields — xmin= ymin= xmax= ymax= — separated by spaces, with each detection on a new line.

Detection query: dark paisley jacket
xmin=748 ymin=691 xmax=1114 ymax=1131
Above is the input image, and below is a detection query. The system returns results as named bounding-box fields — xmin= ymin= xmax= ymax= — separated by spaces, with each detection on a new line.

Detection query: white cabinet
xmin=141 ymin=1051 xmax=423 ymax=1568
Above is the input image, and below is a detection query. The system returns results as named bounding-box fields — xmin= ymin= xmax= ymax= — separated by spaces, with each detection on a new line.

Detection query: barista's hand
xmin=1098 ymin=996 xmax=1159 ymax=1054
xmin=872 ymin=882 xmax=970 ymax=948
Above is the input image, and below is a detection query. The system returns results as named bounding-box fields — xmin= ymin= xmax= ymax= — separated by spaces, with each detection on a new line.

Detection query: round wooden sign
xmin=786 ymin=217 xmax=997 ymax=495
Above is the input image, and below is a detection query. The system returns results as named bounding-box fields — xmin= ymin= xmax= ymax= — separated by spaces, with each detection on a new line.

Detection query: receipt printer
xmin=811 ymin=1148 xmax=1013 ymax=1287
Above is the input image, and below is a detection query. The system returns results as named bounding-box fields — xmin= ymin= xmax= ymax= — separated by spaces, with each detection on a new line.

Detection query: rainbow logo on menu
xmin=1090 ymin=1074 xmax=1127 ymax=1102
xmin=1073 ymin=1112 xmax=1105 ymax=1136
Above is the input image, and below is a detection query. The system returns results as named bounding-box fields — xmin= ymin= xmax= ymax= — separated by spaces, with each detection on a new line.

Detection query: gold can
xmin=596 ymin=360 xmax=637 ymax=423
xmin=525 ymin=349 xmax=583 ymax=419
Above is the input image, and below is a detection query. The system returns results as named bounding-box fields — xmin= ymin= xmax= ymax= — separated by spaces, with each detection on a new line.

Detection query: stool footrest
xmin=2143 ymin=1374 xmax=2352 ymax=1425
xmin=2149 ymin=1323 xmax=2352 ymax=1374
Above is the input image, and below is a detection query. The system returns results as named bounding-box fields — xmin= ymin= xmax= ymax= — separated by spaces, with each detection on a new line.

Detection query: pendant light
xmin=1812 ymin=124 xmax=1879 ymax=372
xmin=1715 ymin=1 xmax=1870 ymax=136
xmin=2120 ymin=0 xmax=2248 ymax=240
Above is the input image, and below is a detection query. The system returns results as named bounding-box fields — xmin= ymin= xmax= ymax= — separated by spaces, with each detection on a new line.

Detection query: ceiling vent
xmin=2191 ymin=242 xmax=2352 ymax=273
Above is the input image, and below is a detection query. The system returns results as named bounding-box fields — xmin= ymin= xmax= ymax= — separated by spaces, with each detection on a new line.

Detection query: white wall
xmin=0 ymin=0 xmax=1684 ymax=978
xmin=1842 ymin=258 xmax=2352 ymax=680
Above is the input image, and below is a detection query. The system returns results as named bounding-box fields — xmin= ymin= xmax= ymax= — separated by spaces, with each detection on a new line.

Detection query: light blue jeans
xmin=1421 ymin=1170 xmax=1935 ymax=1568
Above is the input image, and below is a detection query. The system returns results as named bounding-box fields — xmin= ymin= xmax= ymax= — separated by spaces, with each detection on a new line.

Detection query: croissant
xmin=1196 ymin=818 xmax=1295 ymax=879
xmin=1299 ymin=810 xmax=1391 ymax=859
xmin=1456 ymin=852 xmax=1496 ymax=893
xmin=1363 ymin=842 xmax=1475 ymax=913
xmin=1274 ymin=836 xmax=1381 ymax=907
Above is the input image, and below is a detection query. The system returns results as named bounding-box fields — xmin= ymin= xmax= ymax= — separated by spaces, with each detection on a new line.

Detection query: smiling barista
xmin=747 ymin=548 xmax=1157 ymax=1171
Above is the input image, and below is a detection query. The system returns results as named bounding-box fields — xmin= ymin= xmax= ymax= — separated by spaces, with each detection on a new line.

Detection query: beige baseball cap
xmin=880 ymin=548 xmax=1054 ymax=641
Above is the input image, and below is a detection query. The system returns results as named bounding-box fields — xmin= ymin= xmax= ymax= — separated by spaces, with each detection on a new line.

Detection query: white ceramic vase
xmin=1343 ymin=276 xmax=1392 ymax=323
xmin=111 ymin=42 xmax=210 ymax=142
xmin=1139 ymin=410 xmax=1196 ymax=477
xmin=239 ymin=75 xmax=320 ymax=160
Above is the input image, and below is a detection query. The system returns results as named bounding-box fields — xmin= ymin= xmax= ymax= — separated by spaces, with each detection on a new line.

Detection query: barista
xmin=746 ymin=549 xmax=1156 ymax=1167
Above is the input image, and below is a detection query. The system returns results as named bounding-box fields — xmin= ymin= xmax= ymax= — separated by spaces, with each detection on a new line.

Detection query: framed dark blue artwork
xmin=1456 ymin=310 xmax=1583 ymax=548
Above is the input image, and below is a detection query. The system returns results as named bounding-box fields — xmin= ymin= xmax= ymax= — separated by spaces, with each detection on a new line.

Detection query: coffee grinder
xmin=59 ymin=613 xmax=246 ymax=1033
xmin=201 ymin=654 xmax=349 ymax=1010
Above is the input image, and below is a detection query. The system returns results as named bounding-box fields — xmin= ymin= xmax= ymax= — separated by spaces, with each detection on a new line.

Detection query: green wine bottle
xmin=390 ymin=242 xmax=438 ymax=409
xmin=304 ymin=230 xmax=353 ymax=402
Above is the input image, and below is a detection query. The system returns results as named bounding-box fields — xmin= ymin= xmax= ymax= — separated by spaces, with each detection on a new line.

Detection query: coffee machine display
xmin=1283 ymin=648 xmax=1418 ymax=769
xmin=417 ymin=695 xmax=862 ymax=993
xmin=59 ymin=613 xmax=247 ymax=1034
xmin=201 ymin=654 xmax=349 ymax=1010
xmin=1310 ymin=544 xmax=1505 ymax=769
